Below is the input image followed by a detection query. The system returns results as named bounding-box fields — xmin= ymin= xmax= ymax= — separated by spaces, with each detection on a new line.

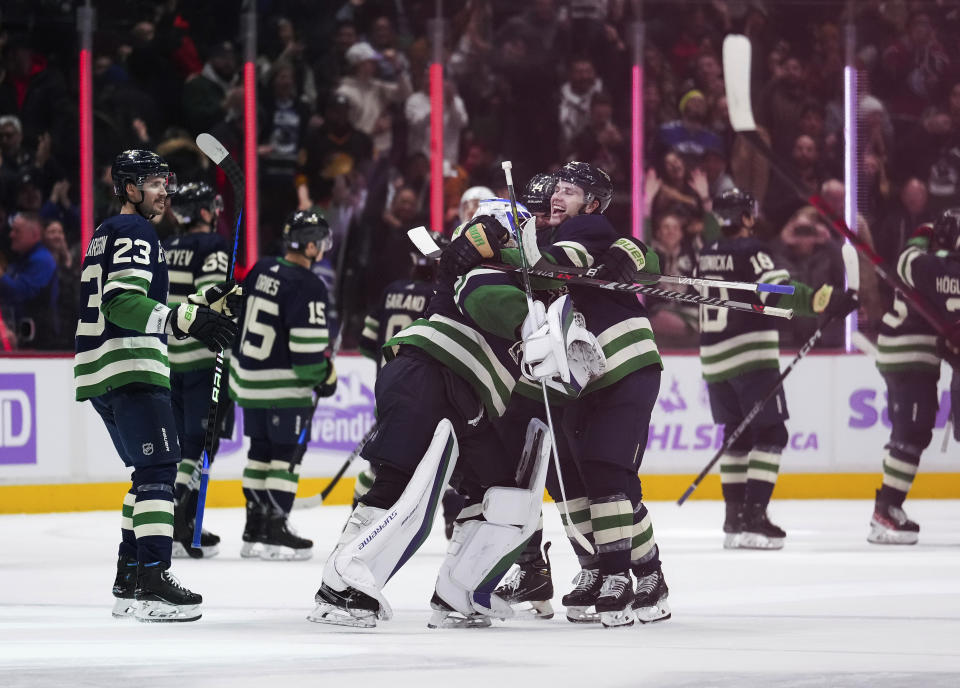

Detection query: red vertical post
xmin=429 ymin=6 xmax=444 ymax=234
xmin=78 ymin=4 xmax=95 ymax=256
xmin=243 ymin=10 xmax=259 ymax=270
xmin=630 ymin=10 xmax=645 ymax=241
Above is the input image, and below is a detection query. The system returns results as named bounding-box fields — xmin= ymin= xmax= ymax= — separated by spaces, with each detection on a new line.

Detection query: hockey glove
xmin=595 ymin=237 xmax=655 ymax=283
xmin=188 ymin=280 xmax=244 ymax=317
xmin=812 ymin=285 xmax=859 ymax=318
xmin=438 ymin=215 xmax=507 ymax=281
xmin=315 ymin=357 xmax=338 ymax=398
xmin=166 ymin=303 xmax=238 ymax=352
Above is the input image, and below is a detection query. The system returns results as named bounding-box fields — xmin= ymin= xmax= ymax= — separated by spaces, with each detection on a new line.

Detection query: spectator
xmin=645 ymin=150 xmax=708 ymax=226
xmin=15 ymin=167 xmax=44 ymax=212
xmin=656 ymin=89 xmax=724 ymax=168
xmin=879 ymin=10 xmax=951 ymax=119
xmin=647 ymin=211 xmax=699 ymax=349
xmin=764 ymin=134 xmax=824 ymax=228
xmin=260 ymin=16 xmax=318 ymax=111
xmin=366 ymin=186 xmax=424 ymax=306
xmin=703 ymin=144 xmax=735 ymax=199
xmin=336 ymin=41 xmax=411 ymax=157
xmin=0 ymin=37 xmax=71 ymax=146
xmin=314 ymin=20 xmax=358 ymax=100
xmin=875 ymin=177 xmax=932 ymax=267
xmin=457 ymin=186 xmax=495 ymax=227
xmin=760 ymin=54 xmax=812 ymax=156
xmin=0 ymin=211 xmax=59 ymax=349
xmin=405 ymin=70 xmax=468 ymax=172
xmin=558 ymin=57 xmax=603 ymax=152
xmin=182 ymin=41 xmax=238 ymax=135
xmin=570 ymin=91 xmax=627 ymax=179
xmin=39 ymin=179 xmax=80 ymax=244
xmin=368 ymin=16 xmax=411 ymax=85
xmin=41 ymin=217 xmax=79 ymax=350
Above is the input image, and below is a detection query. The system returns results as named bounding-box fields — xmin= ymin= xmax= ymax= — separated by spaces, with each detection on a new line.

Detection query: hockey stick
xmin=677 ymin=308 xmax=849 ymax=505
xmin=723 ymin=34 xmax=959 ymax=348
xmin=293 ymin=422 xmax=378 ymax=509
xmin=501 ymin=160 xmax=595 ymax=555
xmin=408 ymin=226 xmax=793 ymax=319
xmin=192 ymin=133 xmax=244 ymax=547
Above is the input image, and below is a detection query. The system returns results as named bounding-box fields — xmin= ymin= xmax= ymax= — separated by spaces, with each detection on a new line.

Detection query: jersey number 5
xmin=239 ymin=296 xmax=279 ymax=361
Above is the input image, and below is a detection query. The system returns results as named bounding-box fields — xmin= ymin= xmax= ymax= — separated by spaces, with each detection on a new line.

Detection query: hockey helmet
xmin=459 ymin=186 xmax=495 ymax=221
xmin=111 ymin=149 xmax=177 ymax=199
xmin=170 ymin=182 xmax=223 ymax=228
xmin=555 ymin=161 xmax=613 ymax=213
xmin=933 ymin=207 xmax=960 ymax=252
xmin=282 ymin=209 xmax=333 ymax=253
xmin=712 ymin=188 xmax=758 ymax=228
xmin=471 ymin=198 xmax=532 ymax=241
xmin=522 ymin=173 xmax=557 ymax=215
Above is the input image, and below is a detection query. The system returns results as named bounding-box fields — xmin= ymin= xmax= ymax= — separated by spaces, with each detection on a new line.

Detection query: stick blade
xmin=723 ymin=35 xmax=757 ymax=132
xmin=842 ymin=241 xmax=860 ymax=292
xmin=196 ymin=133 xmax=229 ymax=164
xmin=407 ymin=225 xmax=441 ymax=258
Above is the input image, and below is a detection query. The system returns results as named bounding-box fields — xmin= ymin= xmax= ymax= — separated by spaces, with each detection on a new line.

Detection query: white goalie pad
xmin=433 ymin=418 xmax=552 ymax=619
xmin=521 ymin=294 xmax=606 ymax=396
xmin=326 ymin=419 xmax=459 ymax=621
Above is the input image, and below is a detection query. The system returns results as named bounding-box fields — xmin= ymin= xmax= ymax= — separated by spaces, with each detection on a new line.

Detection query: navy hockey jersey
xmin=74 ymin=213 xmax=171 ymax=400
xmin=229 ymin=257 xmax=332 ymax=407
xmin=163 ymin=231 xmax=228 ymax=371
xmin=359 ymin=278 xmax=436 ymax=370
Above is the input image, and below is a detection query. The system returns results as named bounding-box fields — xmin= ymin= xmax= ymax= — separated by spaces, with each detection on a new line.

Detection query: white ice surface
xmin=1 ymin=500 xmax=959 ymax=688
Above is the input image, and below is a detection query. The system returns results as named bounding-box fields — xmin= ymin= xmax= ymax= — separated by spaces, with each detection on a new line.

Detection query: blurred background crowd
xmin=1 ymin=0 xmax=959 ymax=351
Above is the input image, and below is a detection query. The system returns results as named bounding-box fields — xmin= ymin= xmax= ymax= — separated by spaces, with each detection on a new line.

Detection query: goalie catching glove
xmin=188 ymin=279 xmax=243 ymax=317
xmin=519 ymin=295 xmax=605 ymax=396
xmin=166 ymin=303 xmax=237 ymax=352
xmin=811 ymin=284 xmax=859 ymax=319
xmin=438 ymin=215 xmax=509 ymax=281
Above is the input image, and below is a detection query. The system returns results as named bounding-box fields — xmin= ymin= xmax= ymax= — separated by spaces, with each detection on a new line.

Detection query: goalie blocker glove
xmin=438 ymin=214 xmax=508 ymax=281
xmin=166 ymin=303 xmax=237 ymax=352
xmin=188 ymin=279 xmax=244 ymax=317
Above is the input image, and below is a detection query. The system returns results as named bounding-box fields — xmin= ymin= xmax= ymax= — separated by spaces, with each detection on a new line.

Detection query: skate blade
xmin=307 ymin=603 xmax=377 ymax=628
xmin=600 ymin=607 xmax=635 ymax=628
xmin=513 ymin=599 xmax=554 ymax=620
xmin=634 ymin=596 xmax=672 ymax=624
xmin=260 ymin=544 xmax=313 ymax=561
xmin=723 ymin=533 xmax=741 ymax=549
xmin=111 ymin=598 xmax=137 ymax=618
xmin=427 ymin=610 xmax=493 ymax=629
xmin=736 ymin=533 xmax=784 ymax=550
xmin=240 ymin=542 xmax=262 ymax=558
xmin=867 ymin=524 xmax=919 ymax=545
xmin=564 ymin=605 xmax=600 ymax=623
xmin=135 ymin=600 xmax=201 ymax=623
xmin=172 ymin=542 xmax=220 ymax=559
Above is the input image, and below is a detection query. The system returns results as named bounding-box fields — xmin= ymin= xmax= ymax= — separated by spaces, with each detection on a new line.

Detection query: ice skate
xmin=111 ymin=555 xmax=138 ymax=618
xmin=494 ymin=542 xmax=554 ymax=619
xmin=722 ymin=501 xmax=744 ymax=549
xmin=868 ymin=490 xmax=919 ymax=545
xmin=562 ymin=567 xmax=602 ymax=623
xmin=260 ymin=513 xmax=313 ymax=561
xmin=240 ymin=501 xmax=268 ymax=558
xmin=134 ymin=562 xmax=202 ymax=622
xmin=632 ymin=565 xmax=671 ymax=623
xmin=595 ymin=573 xmax=635 ymax=628
xmin=307 ymin=583 xmax=380 ymax=628
xmin=737 ymin=503 xmax=785 ymax=550
xmin=426 ymin=592 xmax=492 ymax=629
xmin=172 ymin=495 xmax=219 ymax=559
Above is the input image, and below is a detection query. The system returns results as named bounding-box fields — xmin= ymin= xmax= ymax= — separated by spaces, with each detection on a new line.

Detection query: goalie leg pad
xmin=434 ymin=419 xmax=551 ymax=619
xmin=329 ymin=419 xmax=459 ymax=620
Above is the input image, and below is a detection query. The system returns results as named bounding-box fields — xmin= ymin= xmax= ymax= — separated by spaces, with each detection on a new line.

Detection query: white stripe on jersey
xmin=107 ymin=267 xmax=154 ymax=283
xmin=701 ymin=347 xmax=779 ymax=378
xmin=230 ymin=361 xmax=299 ymax=381
xmin=75 ymin=336 xmax=167 ymax=365
xmin=595 ymin=317 xmax=654 ymax=347
xmin=168 ymin=269 xmax=194 ymax=285
xmin=877 ymin=333 xmax=938 ymax=348
xmin=289 ymin=327 xmax=329 ymax=340
xmin=699 ymin=329 xmax=779 ymax=358
xmin=75 ymin=357 xmax=170 ymax=390
xmin=290 ymin=339 xmax=328 ymax=354
xmin=553 ymin=241 xmax=593 ymax=267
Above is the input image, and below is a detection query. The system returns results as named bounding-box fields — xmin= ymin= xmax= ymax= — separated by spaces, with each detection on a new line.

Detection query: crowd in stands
xmin=1 ymin=0 xmax=959 ymax=351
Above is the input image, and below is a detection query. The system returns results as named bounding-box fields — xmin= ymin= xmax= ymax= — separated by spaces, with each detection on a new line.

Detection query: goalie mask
xmin=283 ymin=210 xmax=333 ymax=254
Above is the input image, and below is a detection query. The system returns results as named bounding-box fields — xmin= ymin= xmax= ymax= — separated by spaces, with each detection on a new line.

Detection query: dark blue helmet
xmin=556 ymin=161 xmax=613 ymax=213
xmin=933 ymin=207 xmax=960 ymax=253
xmin=111 ymin=150 xmax=177 ymax=200
xmin=713 ymin=188 xmax=758 ymax=229
xmin=522 ymin=173 xmax=557 ymax=214
xmin=170 ymin=182 xmax=222 ymax=228
xmin=283 ymin=209 xmax=332 ymax=253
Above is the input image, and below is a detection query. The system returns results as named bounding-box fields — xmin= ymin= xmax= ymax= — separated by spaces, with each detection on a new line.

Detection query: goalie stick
xmin=723 ymin=34 xmax=959 ymax=348
xmin=407 ymin=226 xmax=794 ymax=320
xmin=192 ymin=133 xmax=244 ymax=548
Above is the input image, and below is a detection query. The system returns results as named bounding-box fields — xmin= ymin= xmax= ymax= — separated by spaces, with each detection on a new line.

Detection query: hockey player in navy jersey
xmin=231 ymin=210 xmax=338 ymax=561
xmin=697 ymin=189 xmax=857 ymax=550
xmin=868 ymin=208 xmax=960 ymax=544
xmin=163 ymin=182 xmax=238 ymax=559
xmin=75 ymin=150 xmax=237 ymax=622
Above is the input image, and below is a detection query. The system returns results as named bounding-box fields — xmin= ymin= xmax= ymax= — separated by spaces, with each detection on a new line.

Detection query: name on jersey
xmin=255 ymin=274 xmax=280 ymax=296
xmin=86 ymin=235 xmax=108 ymax=258
xmin=935 ymin=275 xmax=960 ymax=295
xmin=698 ymin=254 xmax=734 ymax=272
xmin=166 ymin=249 xmax=194 ymax=267
xmin=384 ymin=293 xmax=427 ymax=312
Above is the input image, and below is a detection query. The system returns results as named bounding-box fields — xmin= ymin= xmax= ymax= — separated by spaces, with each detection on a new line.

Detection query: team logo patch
xmin=142 ymin=443 xmax=154 ymax=456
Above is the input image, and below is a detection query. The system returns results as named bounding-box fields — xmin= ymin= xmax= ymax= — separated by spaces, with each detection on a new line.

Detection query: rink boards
xmin=0 ymin=353 xmax=957 ymax=512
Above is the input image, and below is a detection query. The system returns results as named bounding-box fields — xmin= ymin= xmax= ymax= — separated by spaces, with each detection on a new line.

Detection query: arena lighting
xmin=843 ymin=65 xmax=858 ymax=351
xmin=631 ymin=63 xmax=643 ymax=240
xmin=429 ymin=62 xmax=444 ymax=234
xmin=243 ymin=60 xmax=258 ymax=270
xmin=78 ymin=6 xmax=94 ymax=256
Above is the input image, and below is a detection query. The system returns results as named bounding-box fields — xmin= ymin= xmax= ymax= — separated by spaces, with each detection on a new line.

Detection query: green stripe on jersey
xmin=74 ymin=336 xmax=170 ymax=399
xmin=875 ymin=333 xmax=941 ymax=373
xmin=699 ymin=330 xmax=780 ymax=383
xmin=583 ymin=317 xmax=662 ymax=395
xmin=228 ymin=360 xmax=315 ymax=407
